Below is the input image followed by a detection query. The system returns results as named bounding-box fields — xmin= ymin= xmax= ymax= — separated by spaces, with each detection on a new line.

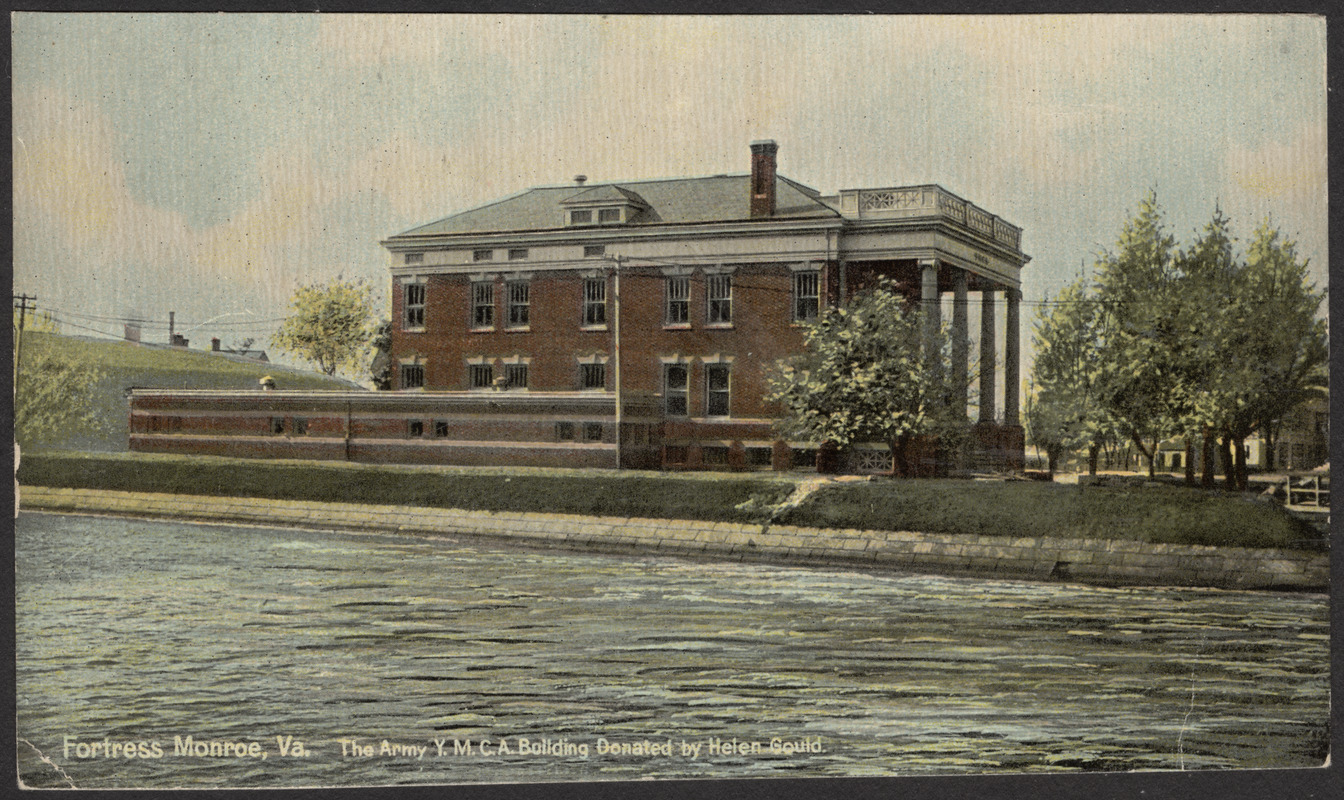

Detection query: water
xmin=15 ymin=512 xmax=1329 ymax=788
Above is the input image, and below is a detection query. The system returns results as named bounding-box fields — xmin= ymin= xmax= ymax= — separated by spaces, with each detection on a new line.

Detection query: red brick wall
xmin=391 ymin=263 xmax=818 ymax=420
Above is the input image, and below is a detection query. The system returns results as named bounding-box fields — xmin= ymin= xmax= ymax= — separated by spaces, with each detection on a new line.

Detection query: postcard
xmin=11 ymin=12 xmax=1333 ymax=797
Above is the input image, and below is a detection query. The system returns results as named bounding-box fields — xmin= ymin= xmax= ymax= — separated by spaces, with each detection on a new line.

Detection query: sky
xmin=11 ymin=13 xmax=1328 ymax=374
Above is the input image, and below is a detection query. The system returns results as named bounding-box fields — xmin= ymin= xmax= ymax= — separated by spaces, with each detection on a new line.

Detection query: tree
xmin=1170 ymin=205 xmax=1243 ymax=488
xmin=271 ymin=278 xmax=378 ymax=378
xmin=1092 ymin=190 xmax=1181 ymax=478
xmin=766 ymin=283 xmax=959 ymax=477
xmin=1026 ymin=278 xmax=1112 ymax=476
xmin=14 ymin=352 xmax=108 ymax=450
xmin=1228 ymin=222 xmax=1327 ymax=479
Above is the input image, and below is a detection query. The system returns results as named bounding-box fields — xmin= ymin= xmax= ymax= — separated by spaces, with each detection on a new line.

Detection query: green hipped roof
xmin=394 ymin=174 xmax=838 ymax=238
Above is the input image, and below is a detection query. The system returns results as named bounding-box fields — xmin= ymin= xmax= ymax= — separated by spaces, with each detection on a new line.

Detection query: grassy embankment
xmin=21 ymin=332 xmax=357 ymax=451
xmin=19 ymin=451 xmax=1319 ymax=550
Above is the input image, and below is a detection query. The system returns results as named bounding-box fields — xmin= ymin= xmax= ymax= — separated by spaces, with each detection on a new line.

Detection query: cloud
xmin=14 ymin=87 xmax=192 ymax=269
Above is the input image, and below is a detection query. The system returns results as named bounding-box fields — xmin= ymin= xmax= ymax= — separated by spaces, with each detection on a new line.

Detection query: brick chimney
xmin=211 ymin=337 xmax=221 ymax=351
xmin=749 ymin=139 xmax=778 ymax=218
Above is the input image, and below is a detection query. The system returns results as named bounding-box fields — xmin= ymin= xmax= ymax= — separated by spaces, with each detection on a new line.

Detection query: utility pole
xmin=612 ymin=255 xmax=623 ymax=470
xmin=13 ymin=293 xmax=36 ymax=398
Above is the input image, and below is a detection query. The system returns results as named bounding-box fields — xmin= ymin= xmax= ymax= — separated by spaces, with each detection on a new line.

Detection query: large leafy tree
xmin=271 ymin=278 xmax=378 ymax=378
xmin=1169 ymin=206 xmax=1242 ymax=487
xmin=1229 ymin=223 xmax=1327 ymax=479
xmin=1092 ymin=190 xmax=1182 ymax=478
xmin=1026 ymin=277 xmax=1112 ymax=476
xmin=766 ymin=283 xmax=959 ymax=476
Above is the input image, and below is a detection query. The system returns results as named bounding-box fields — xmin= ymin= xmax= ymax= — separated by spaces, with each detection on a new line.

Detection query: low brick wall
xmin=18 ymin=486 xmax=1328 ymax=592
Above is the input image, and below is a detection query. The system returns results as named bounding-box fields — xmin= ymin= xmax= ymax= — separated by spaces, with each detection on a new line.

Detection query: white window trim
xmin=662 ymin=359 xmax=691 ymax=417
xmin=581 ymin=275 xmax=609 ymax=330
xmin=469 ymin=276 xmax=497 ymax=332
xmin=505 ymin=277 xmax=531 ymax=331
xmin=705 ymin=273 xmax=733 ymax=328
xmin=704 ymin=361 xmax=732 ymax=418
xmin=792 ymin=268 xmax=822 ymax=323
xmin=401 ymin=277 xmax=427 ymax=332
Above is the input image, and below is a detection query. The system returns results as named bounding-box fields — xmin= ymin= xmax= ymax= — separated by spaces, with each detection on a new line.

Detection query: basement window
xmin=504 ymin=363 xmax=529 ymax=389
xmin=270 ymin=417 xmax=285 ymax=435
xmin=408 ymin=420 xmax=424 ymax=437
xmin=584 ymin=422 xmax=605 ymax=442
xmin=401 ymin=364 xmax=425 ymax=389
xmin=469 ymin=363 xmax=494 ymax=389
xmin=581 ymin=363 xmax=606 ymax=390
xmin=556 ymin=421 xmax=575 ymax=441
xmin=584 ymin=244 xmax=606 ymax=258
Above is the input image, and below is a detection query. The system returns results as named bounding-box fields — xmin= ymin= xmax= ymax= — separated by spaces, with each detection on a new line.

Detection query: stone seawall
xmin=19 ymin=486 xmax=1329 ymax=592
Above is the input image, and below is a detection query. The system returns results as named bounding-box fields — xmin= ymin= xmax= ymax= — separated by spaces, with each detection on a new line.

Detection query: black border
xmin=4 ymin=4 xmax=1339 ymax=799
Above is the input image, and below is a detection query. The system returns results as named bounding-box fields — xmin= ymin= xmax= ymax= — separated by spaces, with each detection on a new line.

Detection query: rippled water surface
xmin=15 ymin=512 xmax=1330 ymax=788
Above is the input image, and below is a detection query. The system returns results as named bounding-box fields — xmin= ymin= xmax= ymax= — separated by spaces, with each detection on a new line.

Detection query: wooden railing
xmin=1285 ymin=473 xmax=1330 ymax=509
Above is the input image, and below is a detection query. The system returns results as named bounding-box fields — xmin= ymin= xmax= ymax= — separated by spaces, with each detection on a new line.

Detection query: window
xmin=556 ymin=421 xmax=575 ymax=441
xmin=664 ymin=445 xmax=688 ymax=464
xmin=270 ymin=417 xmax=285 ymax=435
xmin=570 ymin=209 xmax=593 ymax=225
xmin=295 ymin=418 xmax=309 ymax=436
xmin=584 ymin=244 xmax=605 ymax=258
xmin=747 ymin=447 xmax=773 ymax=467
xmin=584 ymin=422 xmax=605 ymax=442
xmin=408 ymin=420 xmax=424 ymax=437
xmin=792 ymin=448 xmax=818 ymax=469
xmin=404 ymin=252 xmax=423 ymax=264
xmin=473 ymin=249 xmax=494 ymax=262
xmin=702 ymin=446 xmax=729 ymax=465
xmin=401 ymin=364 xmax=425 ymax=389
xmin=404 ymin=283 xmax=426 ymax=328
xmin=472 ymin=281 xmax=494 ymax=329
xmin=583 ymin=277 xmax=607 ymax=326
xmin=665 ymin=276 xmax=689 ymax=324
xmin=507 ymin=281 xmax=530 ymax=327
xmin=470 ymin=363 xmax=494 ymax=389
xmin=504 ymin=363 xmax=529 ymax=389
xmin=598 ymin=207 xmax=621 ymax=223
xmin=582 ymin=363 xmax=606 ymax=390
xmin=707 ymin=274 xmax=732 ymax=324
xmin=664 ymin=363 xmax=689 ymax=416
xmin=434 ymin=420 xmax=449 ymax=438
xmin=508 ymin=248 xmax=529 ymax=260
xmin=706 ymin=364 xmax=730 ymax=416
xmin=793 ymin=270 xmax=820 ymax=322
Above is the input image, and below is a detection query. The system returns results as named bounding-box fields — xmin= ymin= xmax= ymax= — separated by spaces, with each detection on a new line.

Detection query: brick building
xmin=130 ymin=141 xmax=1029 ymax=472
xmin=379 ymin=140 xmax=1029 ymax=471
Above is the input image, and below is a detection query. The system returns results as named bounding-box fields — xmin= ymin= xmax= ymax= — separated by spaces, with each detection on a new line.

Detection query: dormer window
xmin=562 ymin=184 xmax=650 ymax=227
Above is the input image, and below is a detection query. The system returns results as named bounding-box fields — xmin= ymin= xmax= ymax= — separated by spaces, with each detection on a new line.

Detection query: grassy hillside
xmin=17 ymin=332 xmax=360 ymax=452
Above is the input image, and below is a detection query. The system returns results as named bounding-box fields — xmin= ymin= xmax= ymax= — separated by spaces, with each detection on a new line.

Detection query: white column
xmin=978 ymin=288 xmax=996 ymax=424
xmin=920 ymin=260 xmax=941 ymax=354
xmin=951 ymin=270 xmax=969 ymax=421
xmin=1004 ymin=287 xmax=1020 ymax=427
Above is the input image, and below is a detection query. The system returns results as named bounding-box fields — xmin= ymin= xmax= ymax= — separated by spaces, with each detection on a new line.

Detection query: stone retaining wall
xmin=19 ymin=486 xmax=1329 ymax=592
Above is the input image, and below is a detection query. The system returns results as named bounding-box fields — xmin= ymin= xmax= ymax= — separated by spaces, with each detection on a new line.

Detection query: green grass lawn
xmin=18 ymin=451 xmax=1318 ymax=549
xmin=19 ymin=332 xmax=357 ymax=451
xmin=783 ymin=479 xmax=1317 ymax=550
